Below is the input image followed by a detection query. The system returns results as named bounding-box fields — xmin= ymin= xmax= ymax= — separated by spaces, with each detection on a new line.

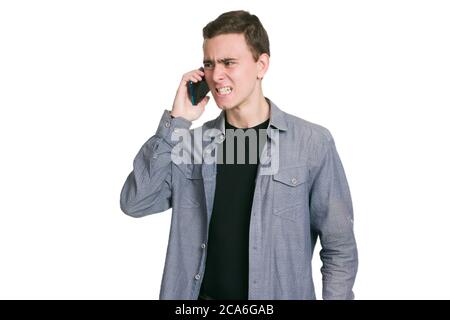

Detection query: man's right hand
xmin=170 ymin=68 xmax=210 ymax=122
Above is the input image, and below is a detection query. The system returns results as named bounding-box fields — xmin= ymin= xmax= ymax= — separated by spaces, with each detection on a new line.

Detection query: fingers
xmin=182 ymin=69 xmax=205 ymax=84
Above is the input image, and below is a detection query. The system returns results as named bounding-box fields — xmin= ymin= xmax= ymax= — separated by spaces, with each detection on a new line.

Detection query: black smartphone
xmin=188 ymin=73 xmax=210 ymax=106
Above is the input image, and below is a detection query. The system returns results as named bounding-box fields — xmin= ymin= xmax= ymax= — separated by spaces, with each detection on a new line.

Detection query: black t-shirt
xmin=199 ymin=115 xmax=270 ymax=300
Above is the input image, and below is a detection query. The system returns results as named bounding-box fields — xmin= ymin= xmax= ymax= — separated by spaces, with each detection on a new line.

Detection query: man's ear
xmin=257 ymin=53 xmax=270 ymax=80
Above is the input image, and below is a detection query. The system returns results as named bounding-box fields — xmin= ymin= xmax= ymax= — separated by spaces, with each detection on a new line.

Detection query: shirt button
xmin=218 ymin=134 xmax=225 ymax=142
xmin=201 ymin=243 xmax=206 ymax=249
xmin=164 ymin=121 xmax=170 ymax=128
xmin=195 ymin=274 xmax=201 ymax=280
xmin=174 ymin=128 xmax=180 ymax=133
xmin=152 ymin=154 xmax=158 ymax=159
xmin=291 ymin=177 xmax=298 ymax=185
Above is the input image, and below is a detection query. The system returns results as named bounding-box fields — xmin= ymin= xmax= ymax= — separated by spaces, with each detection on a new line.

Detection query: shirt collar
xmin=210 ymin=97 xmax=288 ymax=138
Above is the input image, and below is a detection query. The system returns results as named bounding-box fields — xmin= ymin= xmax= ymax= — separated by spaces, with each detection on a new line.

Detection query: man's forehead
xmin=203 ymin=34 xmax=248 ymax=60
xmin=203 ymin=46 xmax=241 ymax=61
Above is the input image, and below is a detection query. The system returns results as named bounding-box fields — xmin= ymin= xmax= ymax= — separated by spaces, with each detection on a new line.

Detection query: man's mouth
xmin=215 ymin=86 xmax=233 ymax=96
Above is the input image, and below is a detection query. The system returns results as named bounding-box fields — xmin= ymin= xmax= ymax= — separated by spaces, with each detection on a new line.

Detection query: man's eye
xmin=203 ymin=63 xmax=213 ymax=69
xmin=224 ymin=61 xmax=234 ymax=66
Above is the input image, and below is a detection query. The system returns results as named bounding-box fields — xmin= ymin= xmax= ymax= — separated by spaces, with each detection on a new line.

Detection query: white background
xmin=1 ymin=0 xmax=449 ymax=299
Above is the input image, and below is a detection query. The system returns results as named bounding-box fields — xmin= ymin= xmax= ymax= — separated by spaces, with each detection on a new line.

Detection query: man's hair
xmin=202 ymin=10 xmax=270 ymax=62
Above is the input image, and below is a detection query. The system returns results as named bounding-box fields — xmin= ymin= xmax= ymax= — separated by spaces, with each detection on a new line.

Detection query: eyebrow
xmin=203 ymin=57 xmax=238 ymax=64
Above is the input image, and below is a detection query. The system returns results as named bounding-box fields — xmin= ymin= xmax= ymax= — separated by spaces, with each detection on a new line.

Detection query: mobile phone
xmin=188 ymin=76 xmax=210 ymax=106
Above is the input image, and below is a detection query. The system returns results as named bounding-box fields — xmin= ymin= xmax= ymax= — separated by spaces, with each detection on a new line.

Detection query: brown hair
xmin=202 ymin=10 xmax=270 ymax=62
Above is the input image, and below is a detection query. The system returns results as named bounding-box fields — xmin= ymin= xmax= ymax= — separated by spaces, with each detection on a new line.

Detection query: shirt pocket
xmin=272 ymin=165 xmax=309 ymax=220
xmin=179 ymin=164 xmax=204 ymax=208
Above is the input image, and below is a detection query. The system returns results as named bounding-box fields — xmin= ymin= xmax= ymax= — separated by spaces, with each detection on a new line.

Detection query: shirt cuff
xmin=156 ymin=110 xmax=192 ymax=147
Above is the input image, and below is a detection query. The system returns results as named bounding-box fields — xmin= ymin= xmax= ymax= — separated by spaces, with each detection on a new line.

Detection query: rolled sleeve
xmin=120 ymin=110 xmax=192 ymax=217
xmin=156 ymin=110 xmax=192 ymax=147
xmin=309 ymin=136 xmax=358 ymax=300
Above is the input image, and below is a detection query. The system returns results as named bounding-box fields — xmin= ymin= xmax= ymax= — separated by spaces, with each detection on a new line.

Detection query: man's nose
xmin=212 ymin=65 xmax=226 ymax=83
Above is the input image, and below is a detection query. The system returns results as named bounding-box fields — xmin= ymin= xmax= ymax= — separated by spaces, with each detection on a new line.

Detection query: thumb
xmin=198 ymin=95 xmax=210 ymax=108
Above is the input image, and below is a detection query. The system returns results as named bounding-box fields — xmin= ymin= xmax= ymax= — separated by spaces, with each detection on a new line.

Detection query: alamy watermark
xmin=170 ymin=127 xmax=279 ymax=175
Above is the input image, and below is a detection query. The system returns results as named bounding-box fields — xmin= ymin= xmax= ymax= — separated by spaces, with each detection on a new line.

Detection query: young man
xmin=120 ymin=10 xmax=358 ymax=300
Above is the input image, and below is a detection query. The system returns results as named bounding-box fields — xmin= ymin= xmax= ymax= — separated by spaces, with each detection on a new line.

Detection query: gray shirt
xmin=120 ymin=98 xmax=358 ymax=299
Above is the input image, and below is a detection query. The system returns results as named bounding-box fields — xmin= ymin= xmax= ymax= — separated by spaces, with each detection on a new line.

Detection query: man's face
xmin=203 ymin=33 xmax=265 ymax=110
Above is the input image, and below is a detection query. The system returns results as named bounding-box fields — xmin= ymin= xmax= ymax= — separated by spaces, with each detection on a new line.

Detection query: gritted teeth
xmin=216 ymin=86 xmax=233 ymax=94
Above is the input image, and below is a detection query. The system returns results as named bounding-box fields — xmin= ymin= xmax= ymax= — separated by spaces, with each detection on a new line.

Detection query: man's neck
xmin=225 ymin=95 xmax=270 ymax=129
